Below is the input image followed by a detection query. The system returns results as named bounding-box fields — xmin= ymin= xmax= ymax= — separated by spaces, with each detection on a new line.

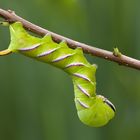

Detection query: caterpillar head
xmin=76 ymin=95 xmax=115 ymax=127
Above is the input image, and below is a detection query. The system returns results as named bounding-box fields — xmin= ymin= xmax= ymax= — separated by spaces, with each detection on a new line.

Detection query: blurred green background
xmin=0 ymin=0 xmax=140 ymax=140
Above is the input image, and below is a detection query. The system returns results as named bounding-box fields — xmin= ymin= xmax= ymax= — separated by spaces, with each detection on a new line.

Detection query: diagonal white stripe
xmin=19 ymin=43 xmax=41 ymax=51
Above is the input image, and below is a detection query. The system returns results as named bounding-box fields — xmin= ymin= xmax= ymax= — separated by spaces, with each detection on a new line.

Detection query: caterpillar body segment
xmin=3 ymin=22 xmax=115 ymax=127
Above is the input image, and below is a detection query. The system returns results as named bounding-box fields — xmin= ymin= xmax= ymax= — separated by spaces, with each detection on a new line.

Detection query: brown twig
xmin=0 ymin=8 xmax=140 ymax=70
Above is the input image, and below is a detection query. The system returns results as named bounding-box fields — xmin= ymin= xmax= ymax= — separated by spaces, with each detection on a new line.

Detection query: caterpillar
xmin=0 ymin=22 xmax=115 ymax=127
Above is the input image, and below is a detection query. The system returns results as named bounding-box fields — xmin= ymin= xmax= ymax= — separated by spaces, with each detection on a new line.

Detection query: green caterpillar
xmin=0 ymin=22 xmax=115 ymax=127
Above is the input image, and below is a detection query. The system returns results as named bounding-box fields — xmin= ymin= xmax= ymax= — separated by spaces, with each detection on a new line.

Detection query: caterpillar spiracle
xmin=0 ymin=22 xmax=115 ymax=127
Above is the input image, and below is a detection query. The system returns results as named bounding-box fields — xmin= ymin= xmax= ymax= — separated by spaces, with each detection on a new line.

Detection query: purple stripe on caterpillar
xmin=65 ymin=62 xmax=85 ymax=69
xmin=52 ymin=54 xmax=73 ymax=63
xmin=76 ymin=99 xmax=89 ymax=108
xmin=37 ymin=48 xmax=57 ymax=57
xmin=73 ymin=73 xmax=91 ymax=82
xmin=77 ymin=84 xmax=90 ymax=97
xmin=19 ymin=43 xmax=41 ymax=51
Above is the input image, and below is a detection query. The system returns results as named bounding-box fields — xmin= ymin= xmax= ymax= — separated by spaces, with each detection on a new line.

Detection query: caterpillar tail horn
xmin=0 ymin=49 xmax=12 ymax=56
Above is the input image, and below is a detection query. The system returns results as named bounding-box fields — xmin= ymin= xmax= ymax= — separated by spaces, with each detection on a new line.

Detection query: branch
xmin=0 ymin=8 xmax=140 ymax=70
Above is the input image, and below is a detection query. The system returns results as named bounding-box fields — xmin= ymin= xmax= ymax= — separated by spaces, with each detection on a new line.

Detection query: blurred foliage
xmin=0 ymin=0 xmax=140 ymax=140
